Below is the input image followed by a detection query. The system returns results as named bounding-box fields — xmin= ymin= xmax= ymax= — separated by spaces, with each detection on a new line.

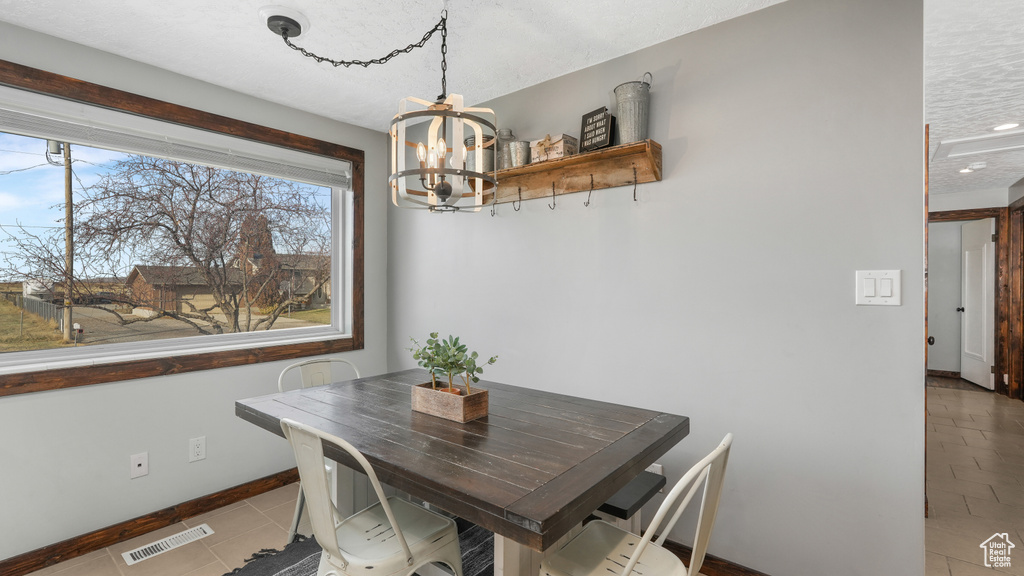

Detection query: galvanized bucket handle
xmin=641 ymin=71 xmax=653 ymax=87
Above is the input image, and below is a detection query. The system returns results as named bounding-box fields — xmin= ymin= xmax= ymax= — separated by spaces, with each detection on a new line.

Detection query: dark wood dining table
xmin=235 ymin=368 xmax=689 ymax=576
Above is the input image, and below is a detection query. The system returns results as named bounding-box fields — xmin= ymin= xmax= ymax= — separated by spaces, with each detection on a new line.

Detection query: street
xmin=68 ymin=305 xmax=322 ymax=346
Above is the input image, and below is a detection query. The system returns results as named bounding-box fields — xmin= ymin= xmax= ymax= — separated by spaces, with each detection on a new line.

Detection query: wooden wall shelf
xmin=491 ymin=139 xmax=662 ymax=205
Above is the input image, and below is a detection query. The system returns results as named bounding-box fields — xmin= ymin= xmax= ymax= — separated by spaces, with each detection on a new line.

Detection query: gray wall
xmin=1011 ymin=176 xmax=1024 ymax=206
xmin=931 ymin=188 xmax=1009 ymax=211
xmin=0 ymin=22 xmax=389 ymax=559
xmin=928 ymin=222 xmax=962 ymax=373
xmin=387 ymin=1 xmax=924 ymax=575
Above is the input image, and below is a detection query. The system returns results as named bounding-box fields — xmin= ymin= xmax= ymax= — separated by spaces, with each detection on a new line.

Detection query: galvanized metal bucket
xmin=614 ymin=72 xmax=653 ymax=144
xmin=464 ymin=136 xmax=494 ymax=173
xmin=509 ymin=141 xmax=531 ymax=167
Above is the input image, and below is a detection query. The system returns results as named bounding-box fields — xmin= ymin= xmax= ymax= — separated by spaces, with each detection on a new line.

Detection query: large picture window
xmin=0 ymin=61 xmax=364 ymax=395
xmin=2 ymin=133 xmax=340 ymax=346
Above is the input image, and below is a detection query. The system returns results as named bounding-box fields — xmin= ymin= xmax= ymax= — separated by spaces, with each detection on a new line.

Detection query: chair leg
xmin=287 ymin=484 xmax=305 ymax=543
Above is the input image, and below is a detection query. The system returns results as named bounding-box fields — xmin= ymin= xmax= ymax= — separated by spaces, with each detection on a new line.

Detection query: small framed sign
xmin=580 ymin=107 xmax=616 ymax=152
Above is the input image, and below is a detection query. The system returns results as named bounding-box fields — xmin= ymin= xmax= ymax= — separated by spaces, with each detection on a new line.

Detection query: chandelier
xmin=265 ymin=9 xmax=498 ymax=213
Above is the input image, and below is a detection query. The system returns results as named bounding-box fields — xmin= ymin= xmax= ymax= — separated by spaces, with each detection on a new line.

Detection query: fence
xmin=14 ymin=295 xmax=64 ymax=331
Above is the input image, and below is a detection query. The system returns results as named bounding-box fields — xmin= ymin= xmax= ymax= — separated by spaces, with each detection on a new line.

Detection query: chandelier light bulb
xmin=427 ymin=149 xmax=438 ymax=169
xmin=437 ymin=138 xmax=447 ymax=163
xmin=417 ymin=142 xmax=426 ymax=163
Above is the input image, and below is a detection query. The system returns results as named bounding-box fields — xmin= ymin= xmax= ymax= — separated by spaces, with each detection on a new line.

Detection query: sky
xmin=0 ymin=132 xmax=126 ymax=282
xmin=0 ymin=131 xmax=124 ymax=234
xmin=0 ymin=130 xmax=333 ymax=283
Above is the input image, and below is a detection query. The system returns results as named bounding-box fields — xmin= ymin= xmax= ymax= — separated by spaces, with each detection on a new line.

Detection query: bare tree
xmin=1 ymin=155 xmax=332 ymax=335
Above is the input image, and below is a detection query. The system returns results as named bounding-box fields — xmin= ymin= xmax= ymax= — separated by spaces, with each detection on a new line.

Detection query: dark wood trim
xmin=0 ymin=60 xmax=363 ymax=164
xmin=0 ymin=59 xmax=365 ymax=396
xmin=924 ymin=124 xmax=929 ymax=518
xmin=0 ymin=468 xmax=299 ymax=576
xmin=663 ymin=539 xmax=770 ymax=576
xmin=927 ymin=369 xmax=961 ymax=379
xmin=1 ymin=338 xmax=357 ymax=396
xmin=1009 ymin=200 xmax=1024 ymax=400
xmin=928 ymin=207 xmax=1005 ymax=224
xmin=928 ymin=207 xmax=1011 ymax=397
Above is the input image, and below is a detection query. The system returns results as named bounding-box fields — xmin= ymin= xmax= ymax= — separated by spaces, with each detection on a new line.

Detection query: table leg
xmin=493 ymin=523 xmax=585 ymax=576
xmin=493 ymin=535 xmax=541 ymax=576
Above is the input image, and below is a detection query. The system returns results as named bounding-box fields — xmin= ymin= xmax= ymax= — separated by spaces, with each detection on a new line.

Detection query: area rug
xmin=225 ymin=518 xmax=493 ymax=576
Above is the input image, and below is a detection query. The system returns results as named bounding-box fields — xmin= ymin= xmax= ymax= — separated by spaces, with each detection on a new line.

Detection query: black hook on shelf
xmin=513 ymin=187 xmax=522 ymax=212
xmin=549 ymin=182 xmax=556 ymax=210
xmin=633 ymin=166 xmax=638 ymax=202
xmin=585 ymin=174 xmax=594 ymax=207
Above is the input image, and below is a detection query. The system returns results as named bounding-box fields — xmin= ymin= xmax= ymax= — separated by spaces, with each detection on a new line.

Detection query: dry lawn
xmin=286 ymin=307 xmax=330 ymax=325
xmin=0 ymin=298 xmax=68 ymax=352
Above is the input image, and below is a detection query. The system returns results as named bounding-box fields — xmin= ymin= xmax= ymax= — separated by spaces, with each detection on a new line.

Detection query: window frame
xmin=0 ymin=59 xmax=364 ymax=397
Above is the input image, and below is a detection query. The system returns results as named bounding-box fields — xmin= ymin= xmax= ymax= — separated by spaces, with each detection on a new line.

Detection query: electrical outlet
xmin=130 ymin=452 xmax=148 ymax=479
xmin=189 ymin=436 xmax=206 ymax=463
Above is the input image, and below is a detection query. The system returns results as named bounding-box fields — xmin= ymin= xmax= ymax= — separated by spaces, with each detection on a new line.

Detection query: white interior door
xmin=960 ymin=218 xmax=995 ymax=389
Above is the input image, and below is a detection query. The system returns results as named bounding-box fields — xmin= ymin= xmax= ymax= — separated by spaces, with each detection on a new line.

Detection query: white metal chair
xmin=279 ymin=358 xmax=361 ymax=542
xmin=280 ymin=418 xmax=463 ymax=576
xmin=540 ymin=434 xmax=733 ymax=576
xmin=278 ymin=357 xmax=361 ymax=393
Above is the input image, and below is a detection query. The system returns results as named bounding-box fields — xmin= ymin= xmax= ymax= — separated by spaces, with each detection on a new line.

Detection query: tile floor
xmin=26 ymin=380 xmax=1024 ymax=576
xmin=27 ymin=483 xmax=311 ymax=576
xmin=927 ymin=381 xmax=1024 ymax=576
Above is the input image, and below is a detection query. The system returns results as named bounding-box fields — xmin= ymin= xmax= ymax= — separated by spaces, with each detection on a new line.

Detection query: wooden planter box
xmin=411 ymin=382 xmax=488 ymax=423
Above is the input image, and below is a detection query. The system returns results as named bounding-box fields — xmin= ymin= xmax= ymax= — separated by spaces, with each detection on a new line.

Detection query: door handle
xmin=928 ymin=336 xmax=935 ymax=345
xmin=956 ymin=307 xmax=965 ymax=312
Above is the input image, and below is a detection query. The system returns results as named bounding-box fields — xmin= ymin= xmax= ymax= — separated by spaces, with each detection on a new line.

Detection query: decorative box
xmin=411 ymin=382 xmax=488 ymax=423
xmin=530 ymin=134 xmax=579 ymax=163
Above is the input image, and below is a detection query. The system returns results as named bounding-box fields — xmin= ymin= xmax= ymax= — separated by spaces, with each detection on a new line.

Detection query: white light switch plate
xmin=856 ymin=270 xmax=901 ymax=305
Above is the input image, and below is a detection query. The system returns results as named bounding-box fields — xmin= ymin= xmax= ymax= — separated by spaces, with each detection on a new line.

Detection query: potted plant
xmin=408 ymin=332 xmax=498 ymax=422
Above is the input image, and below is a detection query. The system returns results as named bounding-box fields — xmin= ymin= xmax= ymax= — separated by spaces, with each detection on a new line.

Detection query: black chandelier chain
xmin=280 ymin=11 xmax=449 ymax=100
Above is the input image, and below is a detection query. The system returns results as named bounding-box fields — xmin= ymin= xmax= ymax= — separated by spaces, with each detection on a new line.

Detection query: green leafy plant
xmin=408 ymin=332 xmax=497 ymax=395
xmin=409 ymin=332 xmax=444 ymax=389
xmin=460 ymin=350 xmax=498 ymax=395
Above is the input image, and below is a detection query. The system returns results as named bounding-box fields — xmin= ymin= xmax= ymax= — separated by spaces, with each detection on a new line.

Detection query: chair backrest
xmin=621 ymin=433 xmax=733 ymax=576
xmin=278 ymin=358 xmax=361 ymax=393
xmin=279 ymin=418 xmax=413 ymax=569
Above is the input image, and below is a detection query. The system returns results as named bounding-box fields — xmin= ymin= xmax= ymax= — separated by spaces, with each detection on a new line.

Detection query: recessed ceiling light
xmin=993 ymin=123 xmax=1020 ymax=131
xmin=960 ymin=167 xmax=973 ymax=173
xmin=960 ymin=162 xmax=987 ymax=174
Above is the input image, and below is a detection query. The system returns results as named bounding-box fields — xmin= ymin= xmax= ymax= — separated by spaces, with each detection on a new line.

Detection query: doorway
xmin=927 ymin=218 xmax=996 ymax=391
xmin=927 ymin=208 xmax=1010 ymax=395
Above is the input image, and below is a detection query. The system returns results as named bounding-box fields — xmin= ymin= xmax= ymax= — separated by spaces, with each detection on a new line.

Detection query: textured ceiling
xmin=0 ymin=0 xmax=783 ymax=133
xmin=926 ymin=0 xmax=1024 ymax=196
xmin=0 ymin=1 xmax=1015 ymax=197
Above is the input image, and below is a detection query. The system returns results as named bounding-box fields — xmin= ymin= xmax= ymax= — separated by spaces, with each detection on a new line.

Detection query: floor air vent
xmin=121 ymin=524 xmax=215 ymax=566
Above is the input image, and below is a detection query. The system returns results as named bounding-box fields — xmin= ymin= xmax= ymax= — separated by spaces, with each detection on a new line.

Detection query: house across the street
xmin=126 ymin=257 xmax=328 ymax=315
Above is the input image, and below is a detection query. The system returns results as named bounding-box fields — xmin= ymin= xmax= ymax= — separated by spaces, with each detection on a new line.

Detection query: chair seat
xmin=541 ymin=520 xmax=685 ymax=576
xmin=334 ymin=496 xmax=457 ymax=567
